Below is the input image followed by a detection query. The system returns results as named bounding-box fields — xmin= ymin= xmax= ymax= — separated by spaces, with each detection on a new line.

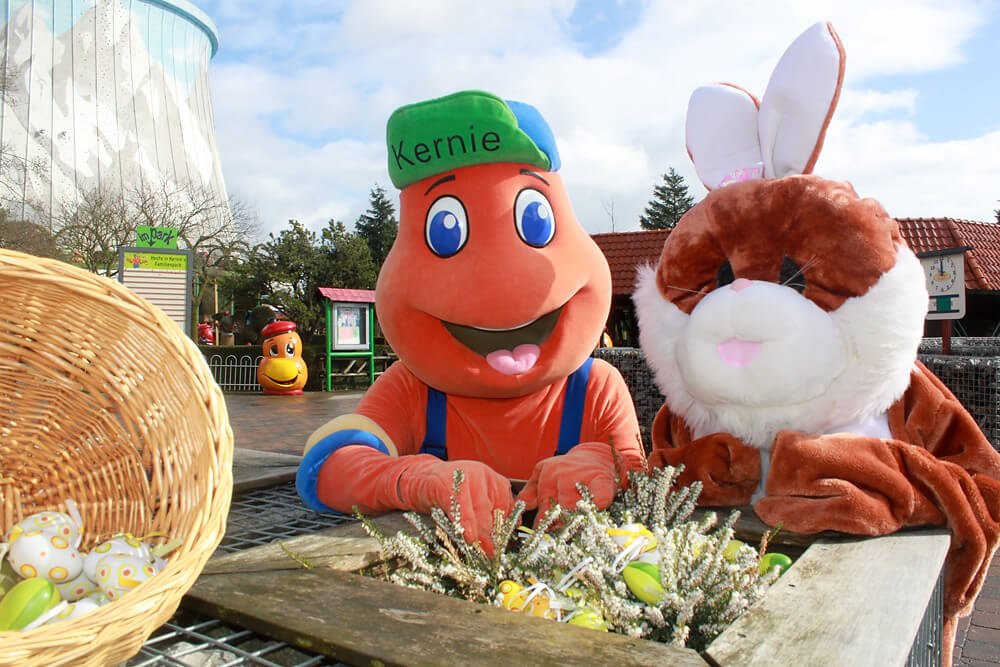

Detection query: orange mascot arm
xmin=517 ymin=359 xmax=646 ymax=518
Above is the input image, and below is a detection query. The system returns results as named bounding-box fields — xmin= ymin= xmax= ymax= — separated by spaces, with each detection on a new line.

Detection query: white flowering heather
xmin=357 ymin=464 xmax=777 ymax=652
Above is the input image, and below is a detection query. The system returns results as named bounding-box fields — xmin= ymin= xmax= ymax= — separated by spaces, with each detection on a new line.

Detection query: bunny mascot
xmin=634 ymin=22 xmax=1000 ymax=662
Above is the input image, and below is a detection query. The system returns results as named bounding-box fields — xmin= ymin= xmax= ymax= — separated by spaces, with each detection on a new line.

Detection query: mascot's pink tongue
xmin=717 ymin=338 xmax=761 ymax=367
xmin=486 ymin=344 xmax=540 ymax=375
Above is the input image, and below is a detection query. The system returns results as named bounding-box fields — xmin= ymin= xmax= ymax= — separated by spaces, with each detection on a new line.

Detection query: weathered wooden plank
xmin=203 ymin=512 xmax=414 ymax=575
xmin=184 ymin=567 xmax=708 ymax=666
xmin=232 ymin=448 xmax=303 ymax=494
xmin=696 ymin=505 xmax=842 ymax=550
xmin=705 ymin=528 xmax=951 ymax=667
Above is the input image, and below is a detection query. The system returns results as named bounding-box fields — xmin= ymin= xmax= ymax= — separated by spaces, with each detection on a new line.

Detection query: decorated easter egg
xmin=6 ymin=528 xmax=83 ymax=583
xmin=83 ymin=533 xmax=152 ymax=582
xmin=45 ymin=595 xmax=103 ymax=625
xmin=0 ymin=577 xmax=62 ymax=631
xmin=567 ymin=608 xmax=608 ymax=631
xmin=6 ymin=510 xmax=81 ymax=547
xmin=607 ymin=523 xmax=658 ymax=553
xmin=623 ymin=561 xmax=664 ymax=604
xmin=94 ymin=553 xmax=161 ymax=601
xmin=759 ymin=552 xmax=793 ymax=576
xmin=55 ymin=570 xmax=101 ymax=602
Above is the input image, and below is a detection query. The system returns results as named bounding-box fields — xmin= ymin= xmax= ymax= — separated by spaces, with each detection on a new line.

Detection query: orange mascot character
xmin=297 ymin=90 xmax=645 ymax=554
xmin=257 ymin=320 xmax=308 ymax=395
xmin=633 ymin=23 xmax=1000 ymax=663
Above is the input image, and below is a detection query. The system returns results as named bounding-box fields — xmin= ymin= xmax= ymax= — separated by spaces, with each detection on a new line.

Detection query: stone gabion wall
xmin=917 ymin=354 xmax=1000 ymax=448
xmin=595 ymin=345 xmax=1000 ymax=452
xmin=920 ymin=338 xmax=1000 ymax=357
xmin=592 ymin=348 xmax=664 ymax=452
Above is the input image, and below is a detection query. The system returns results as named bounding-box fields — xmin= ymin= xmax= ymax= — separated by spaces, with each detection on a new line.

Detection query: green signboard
xmin=136 ymin=225 xmax=179 ymax=248
xmin=122 ymin=251 xmax=189 ymax=271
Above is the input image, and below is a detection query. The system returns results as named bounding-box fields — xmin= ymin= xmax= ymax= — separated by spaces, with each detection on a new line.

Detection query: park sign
xmin=918 ymin=247 xmax=972 ymax=320
xmin=136 ymin=225 xmax=179 ymax=248
xmin=118 ymin=247 xmax=193 ymax=336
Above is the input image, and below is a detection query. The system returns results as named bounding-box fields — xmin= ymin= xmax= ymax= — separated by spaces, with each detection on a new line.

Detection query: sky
xmin=194 ymin=0 xmax=1000 ymax=240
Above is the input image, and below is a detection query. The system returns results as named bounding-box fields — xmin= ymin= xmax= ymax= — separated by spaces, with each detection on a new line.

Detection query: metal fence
xmin=207 ymin=354 xmax=263 ymax=392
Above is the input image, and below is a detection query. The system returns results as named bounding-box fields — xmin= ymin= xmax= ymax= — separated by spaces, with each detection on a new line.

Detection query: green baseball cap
xmin=386 ymin=90 xmax=561 ymax=190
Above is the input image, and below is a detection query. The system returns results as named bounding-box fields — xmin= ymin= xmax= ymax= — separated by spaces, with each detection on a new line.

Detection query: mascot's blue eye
xmin=514 ymin=188 xmax=555 ymax=247
xmin=425 ymin=196 xmax=468 ymax=257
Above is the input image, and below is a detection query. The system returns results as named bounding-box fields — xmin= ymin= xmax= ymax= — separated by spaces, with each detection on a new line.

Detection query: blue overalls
xmin=419 ymin=358 xmax=594 ymax=459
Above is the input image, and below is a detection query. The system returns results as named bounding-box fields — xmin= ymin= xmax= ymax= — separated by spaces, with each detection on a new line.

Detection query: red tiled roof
xmin=591 ymin=230 xmax=669 ymax=295
xmin=592 ymin=218 xmax=1000 ymax=296
xmin=317 ymin=287 xmax=376 ymax=303
xmin=896 ymin=218 xmax=1000 ymax=291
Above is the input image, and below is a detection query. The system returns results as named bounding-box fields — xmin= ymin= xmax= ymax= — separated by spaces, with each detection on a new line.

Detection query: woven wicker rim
xmin=0 ymin=249 xmax=233 ymax=666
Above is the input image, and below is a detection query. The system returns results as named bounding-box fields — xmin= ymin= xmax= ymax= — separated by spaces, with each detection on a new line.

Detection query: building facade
xmin=0 ymin=0 xmax=226 ymax=222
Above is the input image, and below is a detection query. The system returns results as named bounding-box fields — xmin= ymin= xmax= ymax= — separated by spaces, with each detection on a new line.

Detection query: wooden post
xmin=942 ymin=319 xmax=952 ymax=355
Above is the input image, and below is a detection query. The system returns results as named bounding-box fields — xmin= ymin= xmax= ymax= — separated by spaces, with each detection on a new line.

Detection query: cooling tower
xmin=0 ymin=0 xmax=227 ymax=222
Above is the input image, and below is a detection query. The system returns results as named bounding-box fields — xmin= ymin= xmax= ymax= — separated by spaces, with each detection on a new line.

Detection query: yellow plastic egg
xmin=607 ymin=523 xmax=658 ymax=553
xmin=623 ymin=561 xmax=665 ymax=604
xmin=567 ymin=608 xmax=608 ymax=631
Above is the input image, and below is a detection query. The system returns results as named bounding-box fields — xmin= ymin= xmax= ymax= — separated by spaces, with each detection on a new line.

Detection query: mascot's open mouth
xmin=266 ymin=375 xmax=299 ymax=387
xmin=442 ymin=307 xmax=563 ymax=375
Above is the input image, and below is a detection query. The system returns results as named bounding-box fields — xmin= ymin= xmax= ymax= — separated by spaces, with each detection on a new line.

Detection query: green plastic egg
xmin=759 ymin=552 xmax=793 ymax=577
xmin=0 ymin=559 xmax=18 ymax=598
xmin=0 ymin=577 xmax=62 ymax=631
xmin=723 ymin=539 xmax=746 ymax=563
xmin=623 ymin=561 xmax=664 ymax=604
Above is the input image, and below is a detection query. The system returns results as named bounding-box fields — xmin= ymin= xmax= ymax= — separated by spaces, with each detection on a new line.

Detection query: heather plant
xmin=357 ymin=464 xmax=777 ymax=652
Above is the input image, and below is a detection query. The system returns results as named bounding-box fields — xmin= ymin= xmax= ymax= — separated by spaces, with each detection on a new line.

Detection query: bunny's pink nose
xmin=730 ymin=278 xmax=752 ymax=292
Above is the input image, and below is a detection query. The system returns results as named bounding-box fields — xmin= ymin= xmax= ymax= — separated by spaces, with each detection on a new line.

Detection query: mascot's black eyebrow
xmin=520 ymin=169 xmax=549 ymax=185
xmin=424 ymin=174 xmax=456 ymax=196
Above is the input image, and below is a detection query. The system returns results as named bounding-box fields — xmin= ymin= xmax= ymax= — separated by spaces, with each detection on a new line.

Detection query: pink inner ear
xmin=719 ymin=166 xmax=763 ymax=187
xmin=685 ymin=84 xmax=762 ymax=191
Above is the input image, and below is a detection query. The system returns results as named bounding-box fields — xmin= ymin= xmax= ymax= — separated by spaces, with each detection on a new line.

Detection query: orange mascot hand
xmin=396 ymin=456 xmax=514 ymax=558
xmin=755 ymin=430 xmax=945 ymax=536
xmin=650 ymin=434 xmax=761 ymax=507
xmin=516 ymin=442 xmax=633 ymax=521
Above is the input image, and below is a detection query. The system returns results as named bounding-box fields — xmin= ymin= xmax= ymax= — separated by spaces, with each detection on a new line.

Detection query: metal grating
xmin=218 ymin=482 xmax=353 ymax=555
xmin=130 ymin=483 xmax=354 ymax=666
xmin=128 ymin=614 xmax=337 ymax=667
xmin=905 ymin=564 xmax=945 ymax=667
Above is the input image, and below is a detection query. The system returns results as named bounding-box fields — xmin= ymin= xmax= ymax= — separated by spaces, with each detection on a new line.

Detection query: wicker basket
xmin=0 ymin=249 xmax=233 ymax=666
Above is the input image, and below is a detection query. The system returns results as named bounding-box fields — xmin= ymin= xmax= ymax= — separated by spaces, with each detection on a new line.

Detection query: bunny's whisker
xmin=664 ymin=285 xmax=709 ymax=296
xmin=782 ymin=255 xmax=819 ymax=287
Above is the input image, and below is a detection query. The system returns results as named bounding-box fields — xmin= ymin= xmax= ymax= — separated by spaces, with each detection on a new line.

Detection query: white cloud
xmin=203 ymin=0 xmax=1000 ymax=238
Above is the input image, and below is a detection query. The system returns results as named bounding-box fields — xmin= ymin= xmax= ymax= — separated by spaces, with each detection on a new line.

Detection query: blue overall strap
xmin=420 ymin=386 xmax=448 ymax=459
xmin=556 ymin=357 xmax=594 ymax=455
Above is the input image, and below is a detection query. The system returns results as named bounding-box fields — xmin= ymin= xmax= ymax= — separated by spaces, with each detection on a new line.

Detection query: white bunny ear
xmin=686 ymin=83 xmax=763 ymax=191
xmin=758 ymin=21 xmax=845 ymax=178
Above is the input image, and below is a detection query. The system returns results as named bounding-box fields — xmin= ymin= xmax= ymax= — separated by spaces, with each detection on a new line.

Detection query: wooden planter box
xmin=184 ymin=505 xmax=949 ymax=666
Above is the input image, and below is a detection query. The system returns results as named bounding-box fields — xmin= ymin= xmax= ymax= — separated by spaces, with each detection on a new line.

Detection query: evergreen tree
xmin=355 ymin=185 xmax=398 ymax=268
xmin=639 ymin=168 xmax=696 ymax=230
xmin=320 ymin=219 xmax=377 ymax=289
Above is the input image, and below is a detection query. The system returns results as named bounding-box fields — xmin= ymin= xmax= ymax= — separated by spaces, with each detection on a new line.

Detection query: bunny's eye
xmin=779 ymin=256 xmax=806 ymax=293
xmin=716 ymin=260 xmax=735 ymax=288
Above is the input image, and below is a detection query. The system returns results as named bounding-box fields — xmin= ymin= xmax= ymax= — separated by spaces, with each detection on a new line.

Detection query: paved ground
xmin=222 ymin=390 xmax=1000 ymax=665
xmin=225 ymin=391 xmax=364 ymax=456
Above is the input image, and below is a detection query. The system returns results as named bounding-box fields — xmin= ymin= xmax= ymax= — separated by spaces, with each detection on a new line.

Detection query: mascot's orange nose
xmin=264 ymin=358 xmax=300 ymax=383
